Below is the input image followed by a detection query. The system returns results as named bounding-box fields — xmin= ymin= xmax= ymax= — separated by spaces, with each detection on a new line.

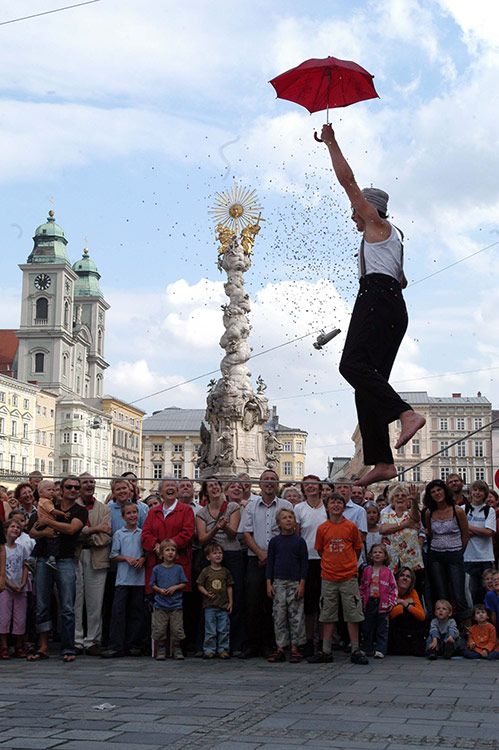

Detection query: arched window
xmin=96 ymin=374 xmax=102 ymax=395
xmin=64 ymin=300 xmax=70 ymax=328
xmin=62 ymin=353 xmax=68 ymax=377
xmin=36 ymin=297 xmax=48 ymax=321
xmin=97 ymin=328 xmax=103 ymax=355
xmin=35 ymin=352 xmax=45 ymax=373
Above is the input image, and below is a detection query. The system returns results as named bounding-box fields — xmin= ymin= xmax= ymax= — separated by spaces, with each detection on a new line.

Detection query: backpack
xmin=464 ymin=502 xmax=490 ymax=520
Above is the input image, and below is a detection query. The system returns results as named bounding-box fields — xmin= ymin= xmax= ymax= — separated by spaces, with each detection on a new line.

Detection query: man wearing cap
xmin=320 ymin=124 xmax=425 ymax=486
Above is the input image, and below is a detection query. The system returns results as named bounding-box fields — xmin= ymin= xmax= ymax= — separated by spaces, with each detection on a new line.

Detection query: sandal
xmin=289 ymin=647 xmax=301 ymax=663
xmin=267 ymin=649 xmax=286 ymax=663
xmin=0 ymin=647 xmax=10 ymax=660
xmin=26 ymin=651 xmax=50 ymax=661
xmin=63 ymin=654 xmax=76 ymax=663
xmin=14 ymin=648 xmax=27 ymax=659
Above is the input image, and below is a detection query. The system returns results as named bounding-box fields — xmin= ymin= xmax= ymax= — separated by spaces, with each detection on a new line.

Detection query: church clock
xmin=34 ymin=273 xmax=51 ymax=291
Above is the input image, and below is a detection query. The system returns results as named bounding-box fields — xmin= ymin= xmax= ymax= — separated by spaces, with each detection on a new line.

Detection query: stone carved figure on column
xmin=198 ymin=186 xmax=276 ymax=479
xmin=264 ymin=431 xmax=282 ymax=470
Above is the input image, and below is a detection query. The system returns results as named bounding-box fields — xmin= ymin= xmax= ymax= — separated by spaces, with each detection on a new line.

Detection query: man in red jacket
xmin=141 ymin=478 xmax=195 ymax=597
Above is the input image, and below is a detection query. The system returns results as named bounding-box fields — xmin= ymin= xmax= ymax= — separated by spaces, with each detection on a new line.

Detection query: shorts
xmin=319 ymin=577 xmax=364 ymax=623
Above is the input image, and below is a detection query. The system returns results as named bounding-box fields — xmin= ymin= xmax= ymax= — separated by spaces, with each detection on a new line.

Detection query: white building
xmin=340 ymin=391 xmax=493 ymax=487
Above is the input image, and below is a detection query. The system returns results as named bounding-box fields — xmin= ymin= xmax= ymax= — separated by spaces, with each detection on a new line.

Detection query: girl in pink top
xmin=359 ymin=544 xmax=397 ymax=658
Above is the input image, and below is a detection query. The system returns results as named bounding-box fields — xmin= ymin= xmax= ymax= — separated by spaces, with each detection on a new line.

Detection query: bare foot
xmin=395 ymin=411 xmax=426 ymax=449
xmin=358 ymin=464 xmax=397 ymax=486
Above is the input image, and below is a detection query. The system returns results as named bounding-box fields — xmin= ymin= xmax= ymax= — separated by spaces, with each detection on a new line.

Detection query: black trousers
xmin=109 ymin=585 xmax=145 ymax=653
xmin=339 ymin=273 xmax=412 ymax=465
xmin=246 ymin=557 xmax=275 ymax=654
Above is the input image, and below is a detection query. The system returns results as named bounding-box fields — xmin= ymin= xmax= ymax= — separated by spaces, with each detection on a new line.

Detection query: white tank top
xmin=358 ymin=224 xmax=403 ymax=281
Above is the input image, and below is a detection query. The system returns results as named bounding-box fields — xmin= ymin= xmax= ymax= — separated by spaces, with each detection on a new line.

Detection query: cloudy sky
xmin=1 ymin=0 xmax=499 ymax=474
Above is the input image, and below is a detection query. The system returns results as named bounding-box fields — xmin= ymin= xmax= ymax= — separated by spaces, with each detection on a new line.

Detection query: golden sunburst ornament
xmin=210 ymin=184 xmax=262 ymax=232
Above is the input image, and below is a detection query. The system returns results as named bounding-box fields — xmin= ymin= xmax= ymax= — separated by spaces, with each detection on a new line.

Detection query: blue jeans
xmin=204 ymin=608 xmax=230 ymax=655
xmin=35 ymin=557 xmax=76 ymax=655
xmin=361 ymin=597 xmax=389 ymax=655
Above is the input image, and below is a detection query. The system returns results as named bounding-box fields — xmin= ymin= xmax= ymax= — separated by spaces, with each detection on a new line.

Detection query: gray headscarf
xmin=362 ymin=187 xmax=389 ymax=215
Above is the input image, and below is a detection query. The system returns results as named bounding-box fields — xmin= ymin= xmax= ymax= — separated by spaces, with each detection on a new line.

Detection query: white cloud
xmin=0 ymin=101 xmax=230 ymax=183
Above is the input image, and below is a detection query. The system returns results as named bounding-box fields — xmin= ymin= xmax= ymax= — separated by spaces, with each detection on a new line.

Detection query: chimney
xmin=452 ymin=393 xmax=461 ymax=398
xmin=271 ymin=405 xmax=279 ymax=431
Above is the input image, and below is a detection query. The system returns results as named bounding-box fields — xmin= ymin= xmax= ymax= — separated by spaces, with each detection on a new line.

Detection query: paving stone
xmin=0 ymin=740 xmax=64 ymax=749
xmin=52 ymin=743 xmax=161 ymax=750
xmin=52 ymin=729 xmax=119 ymax=740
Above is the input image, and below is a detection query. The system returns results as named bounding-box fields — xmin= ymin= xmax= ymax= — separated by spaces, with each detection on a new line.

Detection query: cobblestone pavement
xmin=1 ymin=652 xmax=498 ymax=750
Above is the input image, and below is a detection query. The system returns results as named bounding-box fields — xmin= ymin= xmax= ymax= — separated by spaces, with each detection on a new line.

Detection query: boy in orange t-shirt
xmin=309 ymin=493 xmax=368 ymax=665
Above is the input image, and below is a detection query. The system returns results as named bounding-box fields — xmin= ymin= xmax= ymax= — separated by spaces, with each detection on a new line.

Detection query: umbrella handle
xmin=314 ymin=131 xmax=323 ymax=142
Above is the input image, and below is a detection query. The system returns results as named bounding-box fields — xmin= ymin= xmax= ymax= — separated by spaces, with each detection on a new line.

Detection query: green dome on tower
xmin=73 ymin=248 xmax=103 ymax=298
xmin=34 ymin=211 xmax=66 ymax=239
xmin=28 ymin=210 xmax=70 ymax=265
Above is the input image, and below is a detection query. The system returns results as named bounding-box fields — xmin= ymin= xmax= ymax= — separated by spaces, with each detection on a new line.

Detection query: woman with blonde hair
xmin=379 ymin=484 xmax=425 ymax=592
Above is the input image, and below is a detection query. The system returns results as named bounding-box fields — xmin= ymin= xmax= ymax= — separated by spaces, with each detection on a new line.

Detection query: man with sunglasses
xmin=28 ymin=476 xmax=87 ymax=662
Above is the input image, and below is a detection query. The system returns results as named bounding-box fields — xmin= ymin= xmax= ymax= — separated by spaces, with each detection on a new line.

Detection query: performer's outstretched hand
xmin=321 ymin=124 xmax=335 ymax=144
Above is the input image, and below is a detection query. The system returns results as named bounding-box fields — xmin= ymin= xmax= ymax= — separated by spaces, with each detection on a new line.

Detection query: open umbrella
xmin=269 ymin=56 xmax=378 ymax=141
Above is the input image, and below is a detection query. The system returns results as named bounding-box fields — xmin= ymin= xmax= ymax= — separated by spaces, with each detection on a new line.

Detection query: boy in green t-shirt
xmin=197 ymin=542 xmax=233 ymax=659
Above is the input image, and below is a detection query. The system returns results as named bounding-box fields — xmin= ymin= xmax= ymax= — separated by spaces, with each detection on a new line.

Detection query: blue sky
xmin=1 ymin=0 xmax=499 ymax=473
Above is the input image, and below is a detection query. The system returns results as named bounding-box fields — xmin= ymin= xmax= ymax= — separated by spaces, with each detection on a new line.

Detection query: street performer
xmin=320 ymin=123 xmax=425 ymax=486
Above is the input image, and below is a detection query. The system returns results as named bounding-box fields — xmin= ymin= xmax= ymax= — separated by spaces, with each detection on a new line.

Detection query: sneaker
xmin=350 ymin=649 xmax=369 ymax=665
xmin=155 ymin=644 xmax=167 ymax=661
xmin=85 ymin=645 xmax=101 ymax=657
xmin=267 ymin=649 xmax=286 ymax=663
xmin=307 ymin=651 xmax=333 ymax=664
xmin=100 ymin=649 xmax=124 ymax=659
xmin=218 ymin=651 xmax=230 ymax=659
xmin=173 ymin=649 xmax=185 ymax=660
xmin=427 ymin=651 xmax=438 ymax=660
xmin=374 ymin=651 xmax=384 ymax=659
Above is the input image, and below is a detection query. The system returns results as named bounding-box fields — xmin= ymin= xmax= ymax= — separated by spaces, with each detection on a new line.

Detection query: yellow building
xmin=33 ymin=390 xmax=57 ymax=477
xmin=339 ymin=391 xmax=492 ymax=488
xmin=0 ymin=373 xmax=37 ymax=487
xmin=100 ymin=395 xmax=145 ymax=478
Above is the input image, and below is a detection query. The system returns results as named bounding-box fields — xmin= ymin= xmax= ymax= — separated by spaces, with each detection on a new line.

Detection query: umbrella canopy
xmin=269 ymin=56 xmax=379 ymax=115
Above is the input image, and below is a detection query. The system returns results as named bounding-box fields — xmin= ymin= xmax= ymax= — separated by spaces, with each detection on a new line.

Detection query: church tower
xmin=72 ymin=248 xmax=109 ymax=398
xmin=17 ymin=211 xmax=78 ymax=395
xmin=16 ymin=212 xmax=109 ymax=398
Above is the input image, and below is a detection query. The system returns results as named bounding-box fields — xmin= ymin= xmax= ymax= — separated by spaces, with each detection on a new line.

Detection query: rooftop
xmin=398 ymin=391 xmax=491 ymax=405
xmin=0 ymin=330 xmax=19 ymax=376
xmin=143 ymin=406 xmax=306 ymax=435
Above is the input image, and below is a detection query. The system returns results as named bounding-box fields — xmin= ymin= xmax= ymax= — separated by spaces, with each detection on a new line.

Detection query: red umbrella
xmin=269 ymin=56 xmax=379 ymax=141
